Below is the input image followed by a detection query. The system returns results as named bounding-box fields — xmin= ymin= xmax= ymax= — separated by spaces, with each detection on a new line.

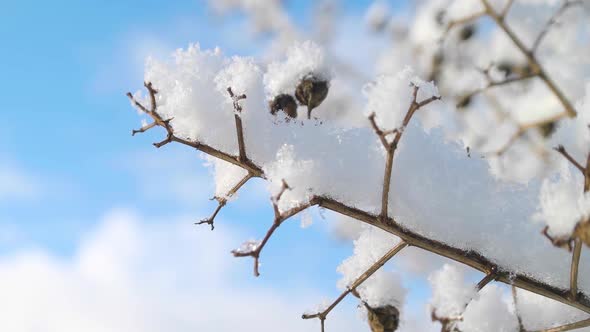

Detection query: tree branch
xmin=554 ymin=145 xmax=585 ymax=174
xmin=196 ymin=172 xmax=254 ymax=230
xmin=302 ymin=241 xmax=408 ymax=322
xmin=227 ymin=87 xmax=248 ymax=162
xmin=531 ymin=0 xmax=583 ymax=53
xmin=529 ymin=317 xmax=590 ymax=332
xmin=373 ymin=85 xmax=441 ymax=219
xmin=512 ymin=286 xmax=527 ymax=332
xmin=231 ymin=180 xmax=319 ymax=276
xmin=570 ymin=238 xmax=582 ymax=300
xmin=480 ymin=0 xmax=577 ymax=117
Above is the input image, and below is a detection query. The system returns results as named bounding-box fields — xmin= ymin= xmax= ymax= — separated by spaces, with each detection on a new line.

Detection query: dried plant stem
xmin=370 ymin=85 xmax=441 ymax=218
xmin=512 ymin=286 xmax=527 ymax=332
xmin=570 ymin=239 xmax=582 ymax=300
xmin=531 ymin=0 xmax=583 ymax=53
xmin=196 ymin=173 xmax=254 ymax=230
xmin=302 ymin=241 xmax=408 ymax=322
xmin=480 ymin=0 xmax=577 ymax=117
xmin=530 ymin=317 xmax=590 ymax=332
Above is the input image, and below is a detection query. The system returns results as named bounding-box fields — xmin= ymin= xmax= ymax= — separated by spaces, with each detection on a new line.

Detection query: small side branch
xmin=554 ymin=145 xmax=585 ymax=174
xmin=227 ymin=87 xmax=248 ymax=162
xmin=476 ymin=266 xmax=498 ymax=291
xmin=302 ymin=241 xmax=408 ymax=323
xmin=570 ymin=238 xmax=582 ymax=300
xmin=196 ymin=172 xmax=254 ymax=230
xmin=529 ymin=317 xmax=590 ymax=332
xmin=232 ymin=180 xmax=318 ymax=276
xmin=512 ymin=286 xmax=527 ymax=332
xmin=531 ymin=0 xmax=583 ymax=53
xmin=372 ymin=85 xmax=441 ymax=219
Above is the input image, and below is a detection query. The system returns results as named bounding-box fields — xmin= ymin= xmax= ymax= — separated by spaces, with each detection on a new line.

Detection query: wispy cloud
xmin=0 ymin=209 xmax=367 ymax=331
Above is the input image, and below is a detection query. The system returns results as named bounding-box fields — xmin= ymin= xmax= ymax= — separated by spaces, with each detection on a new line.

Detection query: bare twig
xmin=372 ymin=85 xmax=441 ymax=219
xmin=570 ymin=238 xmax=582 ymax=300
xmin=512 ymin=286 xmax=527 ymax=332
xmin=196 ymin=173 xmax=254 ymax=230
xmin=481 ymin=0 xmax=577 ymax=117
xmin=232 ymin=180 xmax=318 ymax=276
xmin=529 ymin=317 xmax=590 ymax=332
xmin=554 ymin=145 xmax=585 ymax=174
xmin=302 ymin=241 xmax=408 ymax=322
xmin=476 ymin=266 xmax=498 ymax=291
xmin=531 ymin=0 xmax=583 ymax=53
xmin=227 ymin=87 xmax=248 ymax=162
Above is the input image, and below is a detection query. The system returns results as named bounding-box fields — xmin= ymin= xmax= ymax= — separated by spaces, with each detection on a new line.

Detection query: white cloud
xmin=0 ymin=209 xmax=367 ymax=332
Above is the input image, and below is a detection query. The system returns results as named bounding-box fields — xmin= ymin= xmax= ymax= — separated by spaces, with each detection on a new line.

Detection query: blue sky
xmin=0 ymin=1 xmax=440 ymax=330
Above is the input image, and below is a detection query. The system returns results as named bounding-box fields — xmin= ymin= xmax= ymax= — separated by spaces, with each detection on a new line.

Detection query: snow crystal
xmin=459 ymin=285 xmax=519 ymax=332
xmin=429 ymin=264 xmax=477 ymax=318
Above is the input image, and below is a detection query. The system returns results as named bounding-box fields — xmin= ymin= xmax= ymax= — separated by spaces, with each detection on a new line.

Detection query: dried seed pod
xmin=269 ymin=94 xmax=298 ymax=119
xmin=366 ymin=304 xmax=400 ymax=332
xmin=496 ymin=61 xmax=514 ymax=77
xmin=456 ymin=94 xmax=472 ymax=109
xmin=459 ymin=24 xmax=476 ymax=41
xmin=538 ymin=121 xmax=557 ymax=138
xmin=295 ymin=74 xmax=329 ymax=119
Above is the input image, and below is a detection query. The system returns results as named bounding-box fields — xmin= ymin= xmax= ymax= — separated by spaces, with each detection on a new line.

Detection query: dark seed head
xmin=295 ymin=74 xmax=329 ymax=119
xmin=538 ymin=121 xmax=557 ymax=138
xmin=456 ymin=94 xmax=472 ymax=109
xmin=269 ymin=94 xmax=298 ymax=119
xmin=366 ymin=304 xmax=400 ymax=332
xmin=459 ymin=24 xmax=476 ymax=41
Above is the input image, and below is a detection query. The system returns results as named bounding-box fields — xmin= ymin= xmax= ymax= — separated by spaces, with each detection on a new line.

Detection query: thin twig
xmin=196 ymin=173 xmax=254 ymax=230
xmin=227 ymin=87 xmax=248 ymax=162
xmin=512 ymin=286 xmax=527 ymax=332
xmin=570 ymin=238 xmax=582 ymax=300
xmin=374 ymin=85 xmax=441 ymax=219
xmin=529 ymin=317 xmax=590 ymax=332
xmin=531 ymin=0 xmax=583 ymax=53
xmin=232 ymin=180 xmax=318 ymax=276
xmin=302 ymin=241 xmax=408 ymax=322
xmin=481 ymin=0 xmax=577 ymax=117
xmin=554 ymin=145 xmax=585 ymax=174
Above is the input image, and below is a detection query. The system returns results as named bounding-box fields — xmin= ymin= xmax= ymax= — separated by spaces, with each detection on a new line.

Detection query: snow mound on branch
xmin=459 ymin=285 xmax=519 ymax=332
xmin=337 ymin=228 xmax=406 ymax=309
xmin=429 ymin=264 xmax=476 ymax=318
xmin=363 ymin=67 xmax=439 ymax=130
xmin=139 ymin=41 xmax=590 ymax=299
xmin=263 ymin=41 xmax=332 ymax=99
xmin=534 ymin=165 xmax=590 ymax=237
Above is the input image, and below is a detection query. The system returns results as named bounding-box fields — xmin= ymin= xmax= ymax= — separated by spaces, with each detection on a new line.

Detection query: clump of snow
xmin=534 ymin=164 xmax=590 ymax=237
xmin=337 ymin=227 xmax=405 ymax=308
xmin=363 ymin=67 xmax=440 ymax=132
xmin=459 ymin=285 xmax=519 ymax=332
xmin=429 ymin=264 xmax=477 ymax=318
xmin=515 ymin=288 xmax=590 ymax=330
xmin=263 ymin=41 xmax=332 ymax=100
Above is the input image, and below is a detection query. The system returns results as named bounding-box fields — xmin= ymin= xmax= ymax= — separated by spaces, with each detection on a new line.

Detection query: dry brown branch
xmin=570 ymin=239 xmax=582 ymax=300
xmin=529 ymin=317 xmax=590 ymax=332
xmin=231 ymin=180 xmax=319 ymax=276
xmin=457 ymin=71 xmax=538 ymax=109
xmin=372 ymin=85 xmax=441 ymax=219
xmin=512 ymin=286 xmax=527 ymax=332
xmin=531 ymin=0 xmax=583 ymax=53
xmin=301 ymin=241 xmax=408 ymax=326
xmin=480 ymin=0 xmax=577 ymax=117
xmin=129 ymin=82 xmax=590 ymax=321
xmin=196 ymin=173 xmax=254 ymax=230
xmin=442 ymin=10 xmax=487 ymax=41
xmin=226 ymin=87 xmax=248 ymax=162
xmin=554 ymin=145 xmax=585 ymax=174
